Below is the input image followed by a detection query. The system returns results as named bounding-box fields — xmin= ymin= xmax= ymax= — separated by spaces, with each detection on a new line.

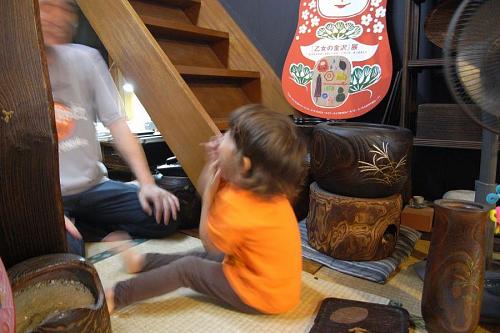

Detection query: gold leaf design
xmin=358 ymin=142 xmax=407 ymax=186
xmin=451 ymin=257 xmax=481 ymax=304
xmin=348 ymin=328 xmax=369 ymax=333
xmin=2 ymin=109 xmax=14 ymax=123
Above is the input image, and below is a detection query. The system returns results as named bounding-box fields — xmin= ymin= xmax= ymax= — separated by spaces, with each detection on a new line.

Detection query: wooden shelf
xmin=176 ymin=65 xmax=260 ymax=81
xmin=413 ymin=138 xmax=499 ymax=150
xmin=408 ymin=58 xmax=444 ymax=69
xmin=141 ymin=15 xmax=229 ymax=42
xmin=148 ymin=0 xmax=200 ymax=9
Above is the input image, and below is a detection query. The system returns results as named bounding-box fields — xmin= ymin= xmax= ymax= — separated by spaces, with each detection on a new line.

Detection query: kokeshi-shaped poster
xmin=282 ymin=0 xmax=392 ymax=119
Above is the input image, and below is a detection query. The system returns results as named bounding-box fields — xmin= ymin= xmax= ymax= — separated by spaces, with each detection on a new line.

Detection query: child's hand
xmin=202 ymin=135 xmax=223 ymax=164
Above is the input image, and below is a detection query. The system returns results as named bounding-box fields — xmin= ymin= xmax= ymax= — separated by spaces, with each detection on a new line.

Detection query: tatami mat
xmin=86 ymin=240 xmax=130 ymax=258
xmin=93 ymin=234 xmax=390 ymax=333
xmin=316 ymin=260 xmax=423 ymax=317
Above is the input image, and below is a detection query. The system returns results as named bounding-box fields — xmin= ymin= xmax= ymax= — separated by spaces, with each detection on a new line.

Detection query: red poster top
xmin=282 ymin=0 xmax=392 ymax=119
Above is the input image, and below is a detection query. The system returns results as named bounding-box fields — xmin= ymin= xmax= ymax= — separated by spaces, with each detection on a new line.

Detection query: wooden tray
xmin=310 ymin=297 xmax=410 ymax=333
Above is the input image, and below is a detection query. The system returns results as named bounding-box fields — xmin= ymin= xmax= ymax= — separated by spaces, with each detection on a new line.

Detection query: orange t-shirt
xmin=207 ymin=184 xmax=302 ymax=314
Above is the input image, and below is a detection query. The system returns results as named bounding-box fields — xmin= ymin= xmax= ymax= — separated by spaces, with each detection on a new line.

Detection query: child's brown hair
xmin=229 ymin=104 xmax=307 ymax=199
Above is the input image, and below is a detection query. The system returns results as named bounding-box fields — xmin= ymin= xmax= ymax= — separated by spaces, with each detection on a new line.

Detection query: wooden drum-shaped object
xmin=8 ymin=254 xmax=111 ymax=333
xmin=311 ymin=122 xmax=412 ymax=198
xmin=306 ymin=182 xmax=402 ymax=261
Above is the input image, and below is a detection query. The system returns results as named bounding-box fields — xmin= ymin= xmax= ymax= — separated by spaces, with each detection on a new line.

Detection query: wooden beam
xmin=76 ymin=0 xmax=220 ymax=189
xmin=0 ymin=0 xmax=67 ymax=268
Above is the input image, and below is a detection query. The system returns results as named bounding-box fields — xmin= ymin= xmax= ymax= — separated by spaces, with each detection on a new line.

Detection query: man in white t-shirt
xmin=39 ymin=0 xmax=180 ymax=255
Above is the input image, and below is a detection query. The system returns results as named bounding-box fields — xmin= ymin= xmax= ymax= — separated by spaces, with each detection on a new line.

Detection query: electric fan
xmin=444 ymin=0 xmax=500 ymax=260
xmin=443 ymin=0 xmax=500 ymax=323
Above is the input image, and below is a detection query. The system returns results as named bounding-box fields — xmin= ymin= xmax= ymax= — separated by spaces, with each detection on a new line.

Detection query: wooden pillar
xmin=0 ymin=0 xmax=67 ymax=268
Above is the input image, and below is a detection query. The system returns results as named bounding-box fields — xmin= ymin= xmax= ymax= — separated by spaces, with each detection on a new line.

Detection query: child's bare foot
xmin=122 ymin=248 xmax=144 ymax=274
xmin=103 ymin=231 xmax=144 ymax=274
xmin=105 ymin=287 xmax=115 ymax=314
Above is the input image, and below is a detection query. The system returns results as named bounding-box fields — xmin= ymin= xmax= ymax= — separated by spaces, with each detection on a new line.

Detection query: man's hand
xmin=138 ymin=184 xmax=180 ymax=225
xmin=64 ymin=215 xmax=82 ymax=239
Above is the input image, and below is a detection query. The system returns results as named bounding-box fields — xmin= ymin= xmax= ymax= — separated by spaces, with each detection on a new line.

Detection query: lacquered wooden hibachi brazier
xmin=311 ymin=122 xmax=413 ymax=198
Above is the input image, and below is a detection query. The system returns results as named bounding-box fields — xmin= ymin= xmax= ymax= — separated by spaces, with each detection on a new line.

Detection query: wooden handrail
xmin=76 ymin=0 xmax=220 ymax=190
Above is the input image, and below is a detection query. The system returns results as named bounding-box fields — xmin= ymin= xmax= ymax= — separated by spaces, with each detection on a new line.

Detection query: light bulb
xmin=123 ymin=83 xmax=134 ymax=93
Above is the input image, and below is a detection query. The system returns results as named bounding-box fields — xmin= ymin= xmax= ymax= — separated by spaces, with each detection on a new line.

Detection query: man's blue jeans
xmin=64 ymin=180 xmax=179 ymax=256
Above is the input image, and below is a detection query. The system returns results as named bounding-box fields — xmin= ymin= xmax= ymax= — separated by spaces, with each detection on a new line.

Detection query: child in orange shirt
xmin=105 ymin=104 xmax=307 ymax=314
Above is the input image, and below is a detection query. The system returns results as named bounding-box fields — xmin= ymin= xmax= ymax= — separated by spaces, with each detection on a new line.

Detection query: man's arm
xmin=107 ymin=118 xmax=155 ymax=185
xmin=107 ymin=119 xmax=180 ymax=224
xmin=85 ymin=48 xmax=179 ymax=224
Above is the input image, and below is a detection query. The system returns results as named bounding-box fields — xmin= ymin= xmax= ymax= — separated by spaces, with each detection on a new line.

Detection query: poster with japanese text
xmin=282 ymin=0 xmax=392 ymax=119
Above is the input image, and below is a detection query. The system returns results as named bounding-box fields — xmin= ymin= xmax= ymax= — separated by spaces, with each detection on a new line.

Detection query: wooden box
xmin=401 ymin=205 xmax=434 ymax=232
xmin=416 ymin=104 xmax=482 ymax=142
xmin=310 ymin=297 xmax=410 ymax=333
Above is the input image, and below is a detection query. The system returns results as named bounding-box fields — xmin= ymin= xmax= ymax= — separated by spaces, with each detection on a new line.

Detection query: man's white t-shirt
xmin=48 ymin=44 xmax=124 ymax=196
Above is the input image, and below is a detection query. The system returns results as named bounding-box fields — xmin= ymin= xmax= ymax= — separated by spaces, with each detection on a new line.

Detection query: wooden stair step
xmin=130 ymin=0 xmax=195 ymax=25
xmin=187 ymin=81 xmax=258 ymax=131
xmin=141 ymin=15 xmax=228 ymax=42
xmin=176 ymin=65 xmax=260 ymax=81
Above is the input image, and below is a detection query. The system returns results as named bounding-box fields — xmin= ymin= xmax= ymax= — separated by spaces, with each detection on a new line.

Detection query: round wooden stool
xmin=306 ymin=182 xmax=403 ymax=261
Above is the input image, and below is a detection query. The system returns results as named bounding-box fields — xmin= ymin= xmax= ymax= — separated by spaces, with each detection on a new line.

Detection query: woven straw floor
xmin=88 ymin=234 xmax=498 ymax=333
xmin=91 ymin=233 xmax=390 ymax=333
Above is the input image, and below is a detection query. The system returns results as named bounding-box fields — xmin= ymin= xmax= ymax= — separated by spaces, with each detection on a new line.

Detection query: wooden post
xmin=0 ymin=0 xmax=67 ymax=268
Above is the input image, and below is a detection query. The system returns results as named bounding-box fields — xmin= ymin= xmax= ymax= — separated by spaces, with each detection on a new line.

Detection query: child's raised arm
xmin=199 ymin=161 xmax=223 ymax=255
xmin=197 ymin=135 xmax=222 ymax=194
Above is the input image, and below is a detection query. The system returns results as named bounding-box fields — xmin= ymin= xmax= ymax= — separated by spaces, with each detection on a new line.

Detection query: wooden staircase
xmin=77 ymin=0 xmax=292 ymax=186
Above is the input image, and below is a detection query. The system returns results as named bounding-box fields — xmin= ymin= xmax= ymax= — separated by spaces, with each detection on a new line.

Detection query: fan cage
xmin=444 ymin=0 xmax=500 ymax=134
